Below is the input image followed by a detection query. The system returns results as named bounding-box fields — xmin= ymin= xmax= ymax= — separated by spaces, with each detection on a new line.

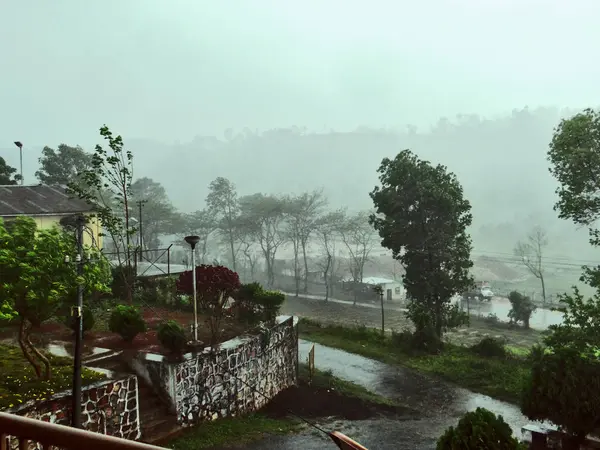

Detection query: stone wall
xmin=5 ymin=375 xmax=140 ymax=448
xmin=134 ymin=315 xmax=298 ymax=426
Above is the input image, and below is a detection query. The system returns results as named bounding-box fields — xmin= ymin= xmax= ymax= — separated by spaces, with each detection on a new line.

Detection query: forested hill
xmin=128 ymin=106 xmax=592 ymax=259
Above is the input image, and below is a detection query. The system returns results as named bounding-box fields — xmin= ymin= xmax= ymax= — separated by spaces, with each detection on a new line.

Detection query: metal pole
xmin=191 ymin=243 xmax=198 ymax=342
xmin=137 ymin=201 xmax=145 ymax=263
xmin=19 ymin=146 xmax=23 ymax=185
xmin=71 ymin=217 xmax=84 ymax=428
xmin=380 ymin=290 xmax=385 ymax=336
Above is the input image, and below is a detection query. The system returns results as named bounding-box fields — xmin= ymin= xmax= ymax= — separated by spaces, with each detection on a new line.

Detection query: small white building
xmin=362 ymin=276 xmax=405 ymax=302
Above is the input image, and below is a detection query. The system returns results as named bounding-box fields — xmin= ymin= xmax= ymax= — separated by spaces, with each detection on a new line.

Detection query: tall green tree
xmin=68 ymin=126 xmax=136 ymax=265
xmin=0 ymin=157 xmax=20 ymax=185
xmin=35 ymin=144 xmax=92 ymax=185
xmin=206 ymin=177 xmax=239 ymax=271
xmin=370 ymin=150 xmax=472 ymax=344
xmin=548 ymin=108 xmax=600 ymax=286
xmin=0 ymin=217 xmax=110 ymax=379
xmin=67 ymin=126 xmax=136 ymax=300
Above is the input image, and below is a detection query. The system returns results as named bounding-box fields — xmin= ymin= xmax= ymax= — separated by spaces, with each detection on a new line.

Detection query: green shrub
xmin=111 ymin=265 xmax=136 ymax=300
xmin=260 ymin=290 xmax=285 ymax=323
xmin=157 ymin=320 xmax=188 ymax=354
xmin=436 ymin=407 xmax=526 ymax=449
xmin=65 ymin=306 xmax=96 ymax=336
xmin=233 ymin=283 xmax=285 ymax=324
xmin=108 ymin=305 xmax=146 ymax=342
xmin=470 ymin=337 xmax=507 ymax=358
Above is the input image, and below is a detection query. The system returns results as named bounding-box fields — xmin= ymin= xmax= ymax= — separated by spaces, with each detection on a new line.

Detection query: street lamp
xmin=184 ymin=235 xmax=201 ymax=343
xmin=13 ymin=141 xmax=23 ymax=185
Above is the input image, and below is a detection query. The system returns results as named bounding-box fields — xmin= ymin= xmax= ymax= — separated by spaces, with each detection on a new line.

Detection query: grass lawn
xmin=0 ymin=345 xmax=105 ymax=410
xmin=299 ymin=318 xmax=531 ymax=404
xmin=165 ymin=363 xmax=400 ymax=450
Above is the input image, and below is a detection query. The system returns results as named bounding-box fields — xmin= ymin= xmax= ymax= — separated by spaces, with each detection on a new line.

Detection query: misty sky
xmin=2 ymin=0 xmax=600 ymax=147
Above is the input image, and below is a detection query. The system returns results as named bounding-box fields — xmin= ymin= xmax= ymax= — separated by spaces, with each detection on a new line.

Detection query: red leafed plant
xmin=176 ymin=265 xmax=241 ymax=347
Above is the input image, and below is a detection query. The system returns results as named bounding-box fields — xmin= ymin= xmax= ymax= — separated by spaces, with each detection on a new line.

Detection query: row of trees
xmin=27 ymin=130 xmax=377 ymax=300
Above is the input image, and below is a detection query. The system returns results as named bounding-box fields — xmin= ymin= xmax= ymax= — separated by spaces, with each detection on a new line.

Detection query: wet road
xmin=242 ymin=340 xmax=530 ymax=450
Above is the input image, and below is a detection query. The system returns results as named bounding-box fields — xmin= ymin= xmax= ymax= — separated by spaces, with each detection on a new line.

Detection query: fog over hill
xmin=2 ymin=0 xmax=600 ymax=286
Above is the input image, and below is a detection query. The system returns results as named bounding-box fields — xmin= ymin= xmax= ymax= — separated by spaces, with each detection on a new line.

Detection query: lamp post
xmin=184 ymin=235 xmax=201 ymax=342
xmin=63 ymin=215 xmax=87 ymax=428
xmin=374 ymin=285 xmax=384 ymax=336
xmin=13 ymin=141 xmax=23 ymax=185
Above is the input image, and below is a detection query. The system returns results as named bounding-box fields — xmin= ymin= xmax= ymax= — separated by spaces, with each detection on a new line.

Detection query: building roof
xmin=0 ymin=184 xmax=94 ymax=217
xmin=342 ymin=276 xmax=399 ymax=285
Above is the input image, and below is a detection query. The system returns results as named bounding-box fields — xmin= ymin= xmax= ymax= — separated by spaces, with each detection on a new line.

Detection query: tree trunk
xmin=323 ymin=253 xmax=331 ymax=302
xmin=228 ymin=230 xmax=237 ymax=272
xmin=301 ymin=239 xmax=309 ymax=294
xmin=293 ymin=239 xmax=300 ymax=297
xmin=18 ymin=320 xmax=42 ymax=379
xmin=540 ymin=275 xmax=546 ymax=305
xmin=27 ymin=333 xmax=51 ymax=380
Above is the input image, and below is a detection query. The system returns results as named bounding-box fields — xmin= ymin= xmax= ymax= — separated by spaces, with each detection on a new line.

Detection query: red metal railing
xmin=0 ymin=412 xmax=165 ymax=450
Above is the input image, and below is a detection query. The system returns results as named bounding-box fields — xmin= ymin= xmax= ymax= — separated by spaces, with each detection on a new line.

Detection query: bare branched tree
xmin=514 ymin=225 xmax=548 ymax=304
xmin=339 ymin=211 xmax=377 ymax=304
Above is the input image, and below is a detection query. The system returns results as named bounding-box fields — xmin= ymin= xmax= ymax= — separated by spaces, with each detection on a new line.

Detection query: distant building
xmin=0 ymin=184 xmax=102 ymax=248
xmin=341 ymin=275 xmax=406 ymax=302
xmin=361 ymin=276 xmax=405 ymax=302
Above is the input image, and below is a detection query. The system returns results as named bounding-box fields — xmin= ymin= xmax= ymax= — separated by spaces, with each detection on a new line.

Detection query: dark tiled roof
xmin=0 ymin=184 xmax=94 ymax=216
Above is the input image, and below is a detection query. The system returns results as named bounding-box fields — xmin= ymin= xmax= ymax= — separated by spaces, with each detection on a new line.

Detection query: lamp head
xmin=184 ymin=235 xmax=201 ymax=250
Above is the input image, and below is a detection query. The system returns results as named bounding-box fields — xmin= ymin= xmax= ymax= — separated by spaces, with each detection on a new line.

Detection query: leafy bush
xmin=177 ymin=265 xmax=241 ymax=346
xmin=136 ymin=276 xmax=178 ymax=306
xmin=108 ymin=305 xmax=146 ymax=342
xmin=65 ymin=306 xmax=96 ymax=336
xmin=470 ymin=337 xmax=507 ymax=358
xmin=233 ymin=282 xmax=284 ymax=324
xmin=484 ymin=313 xmax=499 ymax=325
xmin=521 ymin=345 xmax=600 ymax=446
xmin=157 ymin=320 xmax=188 ymax=354
xmin=111 ymin=265 xmax=136 ymax=301
xmin=437 ymin=407 xmax=526 ymax=449
xmin=507 ymin=291 xmax=536 ymax=329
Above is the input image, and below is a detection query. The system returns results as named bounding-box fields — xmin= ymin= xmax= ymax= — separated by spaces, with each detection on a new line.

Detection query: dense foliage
xmin=507 ymin=291 xmax=536 ymax=329
xmin=436 ymin=407 xmax=525 ymax=449
xmin=108 ymin=305 xmax=147 ymax=342
xmin=35 ymin=144 xmax=92 ymax=186
xmin=157 ymin=320 xmax=188 ymax=355
xmin=177 ymin=265 xmax=241 ymax=346
xmin=234 ymin=282 xmax=285 ymax=324
xmin=521 ymin=345 xmax=600 ymax=447
xmin=0 ymin=217 xmax=110 ymax=379
xmin=370 ymin=150 xmax=473 ymax=346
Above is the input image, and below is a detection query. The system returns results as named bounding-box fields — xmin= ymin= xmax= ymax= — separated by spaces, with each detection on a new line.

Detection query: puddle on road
xmin=299 ymin=339 xmax=532 ymax=440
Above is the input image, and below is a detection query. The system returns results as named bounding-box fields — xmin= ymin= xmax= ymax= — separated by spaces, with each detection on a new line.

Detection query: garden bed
xmin=0 ymin=307 xmax=252 ymax=356
xmin=0 ymin=344 xmax=105 ymax=410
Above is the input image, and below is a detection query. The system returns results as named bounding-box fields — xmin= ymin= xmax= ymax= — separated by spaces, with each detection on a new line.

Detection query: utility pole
xmin=13 ymin=141 xmax=23 ymax=185
xmin=136 ymin=200 xmax=147 ymax=262
xmin=71 ymin=215 xmax=85 ymax=428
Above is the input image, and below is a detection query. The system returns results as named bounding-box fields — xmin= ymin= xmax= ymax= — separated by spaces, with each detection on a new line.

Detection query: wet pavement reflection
xmin=241 ymin=340 xmax=530 ymax=450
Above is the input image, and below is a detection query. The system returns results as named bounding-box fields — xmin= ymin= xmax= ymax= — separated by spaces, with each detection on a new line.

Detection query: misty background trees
xmin=5 ymin=106 xmax=597 ymax=299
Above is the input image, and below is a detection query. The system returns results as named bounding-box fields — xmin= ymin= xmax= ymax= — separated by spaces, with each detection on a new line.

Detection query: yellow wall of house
xmin=29 ymin=215 xmax=103 ymax=249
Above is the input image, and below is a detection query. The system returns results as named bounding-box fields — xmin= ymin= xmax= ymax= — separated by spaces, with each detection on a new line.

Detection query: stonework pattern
xmin=4 ymin=375 xmax=141 ymax=449
xmin=175 ymin=316 xmax=298 ymax=425
xmin=135 ymin=316 xmax=298 ymax=426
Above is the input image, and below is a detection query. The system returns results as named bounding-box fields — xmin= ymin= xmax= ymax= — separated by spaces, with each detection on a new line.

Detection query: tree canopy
xmin=0 ymin=217 xmax=111 ymax=379
xmin=0 ymin=157 xmax=20 ymax=185
xmin=35 ymin=144 xmax=92 ymax=185
xmin=370 ymin=149 xmax=473 ymax=343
